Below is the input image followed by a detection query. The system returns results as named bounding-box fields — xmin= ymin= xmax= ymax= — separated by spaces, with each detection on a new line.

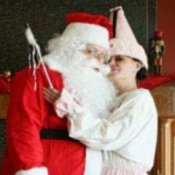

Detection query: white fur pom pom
xmin=25 ymin=24 xmax=37 ymax=46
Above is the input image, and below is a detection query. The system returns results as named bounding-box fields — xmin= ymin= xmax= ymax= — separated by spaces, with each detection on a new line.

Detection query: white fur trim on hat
xmin=62 ymin=22 xmax=109 ymax=49
xmin=15 ymin=167 xmax=48 ymax=175
xmin=110 ymin=38 xmax=148 ymax=69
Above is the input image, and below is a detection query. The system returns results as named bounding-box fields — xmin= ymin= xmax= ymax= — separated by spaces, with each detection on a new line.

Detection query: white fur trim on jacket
xmin=84 ymin=148 xmax=102 ymax=175
xmin=15 ymin=167 xmax=48 ymax=175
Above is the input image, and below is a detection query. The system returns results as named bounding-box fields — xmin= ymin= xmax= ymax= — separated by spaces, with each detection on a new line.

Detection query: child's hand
xmin=43 ymin=87 xmax=60 ymax=104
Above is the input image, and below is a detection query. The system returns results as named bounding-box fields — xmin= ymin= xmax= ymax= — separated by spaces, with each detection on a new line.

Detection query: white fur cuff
xmin=15 ymin=167 xmax=48 ymax=175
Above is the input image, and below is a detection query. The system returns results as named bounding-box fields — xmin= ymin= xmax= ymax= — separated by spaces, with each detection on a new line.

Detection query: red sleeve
xmin=6 ymin=67 xmax=63 ymax=171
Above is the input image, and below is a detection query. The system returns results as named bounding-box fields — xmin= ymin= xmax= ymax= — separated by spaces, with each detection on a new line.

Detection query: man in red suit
xmin=1 ymin=12 xmax=113 ymax=175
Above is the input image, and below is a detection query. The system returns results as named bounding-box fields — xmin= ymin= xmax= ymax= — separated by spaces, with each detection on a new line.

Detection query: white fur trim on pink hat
xmin=15 ymin=167 xmax=48 ymax=175
xmin=110 ymin=38 xmax=148 ymax=69
xmin=62 ymin=22 xmax=109 ymax=49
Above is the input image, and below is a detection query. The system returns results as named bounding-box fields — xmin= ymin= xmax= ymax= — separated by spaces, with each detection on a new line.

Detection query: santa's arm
xmin=7 ymin=68 xmax=48 ymax=175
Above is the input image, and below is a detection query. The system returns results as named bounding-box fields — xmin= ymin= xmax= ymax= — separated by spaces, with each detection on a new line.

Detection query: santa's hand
xmin=43 ymin=87 xmax=60 ymax=104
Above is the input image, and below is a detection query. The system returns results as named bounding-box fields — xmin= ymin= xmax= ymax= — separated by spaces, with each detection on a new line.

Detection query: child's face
xmin=108 ymin=55 xmax=142 ymax=82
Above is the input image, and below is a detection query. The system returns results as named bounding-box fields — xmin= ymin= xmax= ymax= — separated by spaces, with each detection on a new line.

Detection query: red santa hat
xmin=109 ymin=6 xmax=148 ymax=69
xmin=61 ymin=12 xmax=113 ymax=49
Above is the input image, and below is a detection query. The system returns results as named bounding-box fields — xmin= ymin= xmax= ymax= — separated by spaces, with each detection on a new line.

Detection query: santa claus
xmin=1 ymin=12 xmax=115 ymax=175
xmin=43 ymin=12 xmax=116 ymax=175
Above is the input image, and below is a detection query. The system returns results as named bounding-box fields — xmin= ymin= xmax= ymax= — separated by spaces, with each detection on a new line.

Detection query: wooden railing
xmin=150 ymin=83 xmax=175 ymax=175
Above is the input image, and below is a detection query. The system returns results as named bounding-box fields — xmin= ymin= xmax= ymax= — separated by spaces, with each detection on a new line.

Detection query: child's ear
xmin=136 ymin=61 xmax=142 ymax=72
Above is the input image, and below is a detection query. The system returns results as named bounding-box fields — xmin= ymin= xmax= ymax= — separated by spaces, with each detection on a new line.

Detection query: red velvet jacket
xmin=1 ymin=66 xmax=85 ymax=175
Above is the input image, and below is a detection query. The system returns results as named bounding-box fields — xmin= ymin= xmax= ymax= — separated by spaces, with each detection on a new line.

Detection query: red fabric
xmin=139 ymin=75 xmax=175 ymax=90
xmin=66 ymin=12 xmax=113 ymax=39
xmin=1 ymin=66 xmax=85 ymax=175
xmin=154 ymin=30 xmax=163 ymax=39
xmin=0 ymin=75 xmax=11 ymax=93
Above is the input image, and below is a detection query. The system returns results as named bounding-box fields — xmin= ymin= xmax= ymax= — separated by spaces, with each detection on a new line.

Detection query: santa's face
xmin=82 ymin=44 xmax=109 ymax=64
xmin=63 ymin=47 xmax=116 ymax=119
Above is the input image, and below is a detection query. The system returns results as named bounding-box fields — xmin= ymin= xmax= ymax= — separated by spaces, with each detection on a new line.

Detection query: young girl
xmin=44 ymin=39 xmax=157 ymax=175
xmin=44 ymin=7 xmax=157 ymax=175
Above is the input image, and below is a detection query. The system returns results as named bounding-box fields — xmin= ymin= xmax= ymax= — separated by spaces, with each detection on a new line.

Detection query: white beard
xmin=44 ymin=40 xmax=116 ymax=119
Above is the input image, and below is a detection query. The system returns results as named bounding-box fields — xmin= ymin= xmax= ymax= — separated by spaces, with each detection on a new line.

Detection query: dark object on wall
xmin=0 ymin=0 xmax=156 ymax=73
xmin=0 ymin=71 xmax=11 ymax=93
xmin=149 ymin=30 xmax=165 ymax=75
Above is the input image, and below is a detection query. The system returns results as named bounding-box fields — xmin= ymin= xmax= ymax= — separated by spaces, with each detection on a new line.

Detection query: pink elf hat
xmin=109 ymin=6 xmax=148 ymax=69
